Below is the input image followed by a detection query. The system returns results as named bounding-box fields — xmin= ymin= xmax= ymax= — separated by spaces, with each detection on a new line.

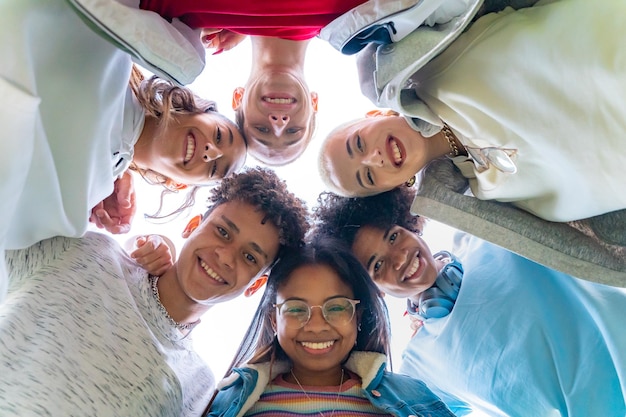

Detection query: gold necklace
xmin=290 ymin=368 xmax=344 ymax=417
xmin=441 ymin=123 xmax=460 ymax=157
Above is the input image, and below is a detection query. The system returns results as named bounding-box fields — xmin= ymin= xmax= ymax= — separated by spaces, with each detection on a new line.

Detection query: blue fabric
xmin=400 ymin=234 xmax=626 ymax=417
xmin=207 ymin=352 xmax=456 ymax=416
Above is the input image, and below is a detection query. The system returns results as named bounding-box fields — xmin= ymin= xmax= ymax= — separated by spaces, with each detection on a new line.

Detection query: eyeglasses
xmin=132 ymin=165 xmax=187 ymax=193
xmin=274 ymin=297 xmax=360 ymax=329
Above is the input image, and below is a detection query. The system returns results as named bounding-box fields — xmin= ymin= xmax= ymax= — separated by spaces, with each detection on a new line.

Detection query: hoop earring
xmin=405 ymin=176 xmax=416 ymax=188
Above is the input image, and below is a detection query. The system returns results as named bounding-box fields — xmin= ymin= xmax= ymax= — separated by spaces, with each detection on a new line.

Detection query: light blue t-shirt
xmin=400 ymin=233 xmax=626 ymax=416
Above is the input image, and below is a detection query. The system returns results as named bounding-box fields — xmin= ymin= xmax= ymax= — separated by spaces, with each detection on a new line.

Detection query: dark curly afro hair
xmin=312 ymin=186 xmax=424 ymax=248
xmin=204 ymin=167 xmax=309 ymax=256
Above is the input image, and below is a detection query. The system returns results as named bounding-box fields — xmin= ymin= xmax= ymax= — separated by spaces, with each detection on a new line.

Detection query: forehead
xmin=324 ymin=122 xmax=369 ymax=196
xmin=278 ymin=264 xmax=354 ymax=300
xmin=352 ymin=226 xmax=386 ymax=267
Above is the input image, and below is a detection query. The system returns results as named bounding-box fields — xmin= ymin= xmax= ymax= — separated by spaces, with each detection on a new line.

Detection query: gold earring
xmin=405 ymin=176 xmax=416 ymax=188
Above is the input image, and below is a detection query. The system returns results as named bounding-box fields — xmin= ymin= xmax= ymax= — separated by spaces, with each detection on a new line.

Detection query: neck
xmin=288 ymin=365 xmax=346 ymax=387
xmin=249 ymin=36 xmax=309 ymax=75
xmin=154 ymin=268 xmax=208 ymax=325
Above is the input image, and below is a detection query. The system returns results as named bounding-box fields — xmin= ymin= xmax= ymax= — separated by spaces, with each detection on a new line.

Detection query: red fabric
xmin=139 ymin=0 xmax=365 ymax=40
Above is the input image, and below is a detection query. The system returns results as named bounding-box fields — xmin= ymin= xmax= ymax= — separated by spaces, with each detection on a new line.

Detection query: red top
xmin=139 ymin=0 xmax=365 ymax=40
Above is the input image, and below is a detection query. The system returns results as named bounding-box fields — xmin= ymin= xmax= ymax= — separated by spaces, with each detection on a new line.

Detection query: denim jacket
xmin=205 ymin=351 xmax=455 ymax=417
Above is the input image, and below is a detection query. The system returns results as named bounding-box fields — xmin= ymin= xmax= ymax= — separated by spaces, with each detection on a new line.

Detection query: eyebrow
xmin=255 ymin=136 xmax=303 ymax=148
xmin=221 ymin=214 xmax=270 ymax=262
xmin=346 ymin=138 xmax=353 ymax=158
xmin=365 ymin=227 xmax=391 ymax=270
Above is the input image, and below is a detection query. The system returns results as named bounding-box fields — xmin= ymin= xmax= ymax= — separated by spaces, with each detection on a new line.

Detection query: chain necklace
xmin=290 ymin=368 xmax=344 ymax=417
xmin=149 ymin=275 xmax=200 ymax=332
xmin=441 ymin=123 xmax=460 ymax=157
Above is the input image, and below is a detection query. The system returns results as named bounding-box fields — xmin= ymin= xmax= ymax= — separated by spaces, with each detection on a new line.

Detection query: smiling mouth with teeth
xmin=200 ymin=260 xmax=225 ymax=283
xmin=404 ymin=254 xmax=421 ymax=281
xmin=300 ymin=340 xmax=335 ymax=350
xmin=184 ymin=134 xmax=195 ymax=163
xmin=389 ymin=137 xmax=403 ymax=166
xmin=262 ymin=97 xmax=296 ymax=105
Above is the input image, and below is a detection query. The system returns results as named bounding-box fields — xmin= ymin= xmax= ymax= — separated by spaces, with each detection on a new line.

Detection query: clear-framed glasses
xmin=465 ymin=146 xmax=518 ymax=174
xmin=274 ymin=297 xmax=360 ymax=329
xmin=132 ymin=165 xmax=187 ymax=193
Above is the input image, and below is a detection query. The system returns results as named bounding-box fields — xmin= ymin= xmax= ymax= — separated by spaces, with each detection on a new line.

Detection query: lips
xmin=184 ymin=133 xmax=196 ymax=164
xmin=300 ymin=340 xmax=335 ymax=354
xmin=387 ymin=136 xmax=405 ymax=167
xmin=261 ymin=95 xmax=297 ymax=109
xmin=402 ymin=252 xmax=424 ymax=282
xmin=199 ymin=259 xmax=225 ymax=284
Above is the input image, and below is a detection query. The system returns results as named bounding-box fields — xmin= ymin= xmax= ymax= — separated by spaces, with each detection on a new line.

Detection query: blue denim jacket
xmin=206 ymin=351 xmax=455 ymax=417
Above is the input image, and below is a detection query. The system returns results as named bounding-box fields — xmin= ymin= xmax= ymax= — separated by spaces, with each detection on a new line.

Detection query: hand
xmin=90 ymin=171 xmax=136 ymax=234
xmin=129 ymin=234 xmax=175 ymax=276
xmin=201 ymin=28 xmax=247 ymax=55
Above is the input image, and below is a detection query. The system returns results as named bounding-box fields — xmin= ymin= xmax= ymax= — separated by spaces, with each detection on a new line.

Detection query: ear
xmin=181 ymin=214 xmax=203 ymax=238
xmin=164 ymin=178 xmax=188 ymax=191
xmin=310 ymin=91 xmax=319 ymax=113
xmin=244 ymin=274 xmax=268 ymax=297
xmin=232 ymin=87 xmax=245 ymax=111
xmin=365 ymin=109 xmax=399 ymax=118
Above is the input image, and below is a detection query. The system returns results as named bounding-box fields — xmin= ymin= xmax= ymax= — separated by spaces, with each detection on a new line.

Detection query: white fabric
xmin=0 ymin=0 xmax=141 ymax=300
xmin=400 ymin=233 xmax=626 ymax=416
xmin=412 ymin=0 xmax=626 ymax=221
xmin=0 ymin=232 xmax=215 ymax=417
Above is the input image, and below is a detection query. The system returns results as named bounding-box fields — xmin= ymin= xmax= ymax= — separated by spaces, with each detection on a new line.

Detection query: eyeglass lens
xmin=276 ymin=297 xmax=359 ymax=329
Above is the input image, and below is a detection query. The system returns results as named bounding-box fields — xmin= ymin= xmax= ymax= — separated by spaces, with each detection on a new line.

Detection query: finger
xmin=116 ymin=173 xmax=134 ymax=209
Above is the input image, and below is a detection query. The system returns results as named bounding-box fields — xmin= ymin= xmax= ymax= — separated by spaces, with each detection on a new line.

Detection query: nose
xmin=363 ymin=148 xmax=384 ymax=168
xmin=214 ymin=246 xmax=235 ymax=270
xmin=202 ymin=143 xmax=224 ymax=162
xmin=391 ymin=248 xmax=409 ymax=271
xmin=303 ymin=306 xmax=330 ymax=330
xmin=269 ymin=113 xmax=289 ymax=137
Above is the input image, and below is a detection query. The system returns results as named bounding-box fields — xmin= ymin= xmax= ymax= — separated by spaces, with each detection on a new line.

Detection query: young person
xmin=319 ymin=0 xmax=626 ymax=222
xmin=0 ymin=0 xmax=246 ymax=300
xmin=204 ymin=237 xmax=455 ymax=417
xmin=313 ymin=187 xmax=626 ymax=416
xmin=0 ymin=168 xmax=309 ymax=417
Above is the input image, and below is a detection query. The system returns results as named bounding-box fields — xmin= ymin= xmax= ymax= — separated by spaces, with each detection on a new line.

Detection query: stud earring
xmin=405 ymin=176 xmax=416 ymax=188
xmin=357 ymin=322 xmax=362 ymax=332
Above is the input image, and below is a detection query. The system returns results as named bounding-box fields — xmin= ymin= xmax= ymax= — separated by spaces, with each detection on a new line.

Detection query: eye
xmin=286 ymin=127 xmax=302 ymax=134
xmin=255 ymin=126 xmax=270 ymax=134
xmin=373 ymin=259 xmax=383 ymax=274
xmin=216 ymin=226 xmax=229 ymax=239
xmin=216 ymin=127 xmax=222 ymax=145
xmin=244 ymin=252 xmax=257 ymax=264
xmin=356 ymin=135 xmax=364 ymax=152
xmin=389 ymin=231 xmax=398 ymax=244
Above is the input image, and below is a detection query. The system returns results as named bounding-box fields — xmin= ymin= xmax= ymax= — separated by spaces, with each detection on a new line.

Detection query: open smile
xmin=300 ymin=340 xmax=336 ymax=354
xmin=199 ymin=259 xmax=225 ymax=284
xmin=402 ymin=251 xmax=425 ymax=282
xmin=261 ymin=95 xmax=297 ymax=109
xmin=184 ymin=132 xmax=196 ymax=164
xmin=387 ymin=136 xmax=405 ymax=167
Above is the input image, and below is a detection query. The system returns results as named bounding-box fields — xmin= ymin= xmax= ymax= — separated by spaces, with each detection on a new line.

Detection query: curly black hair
xmin=205 ymin=167 xmax=309 ymax=255
xmin=312 ymin=186 xmax=423 ymax=248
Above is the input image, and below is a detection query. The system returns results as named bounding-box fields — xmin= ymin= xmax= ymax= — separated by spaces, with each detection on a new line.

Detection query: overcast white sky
xmin=108 ymin=36 xmax=459 ymax=380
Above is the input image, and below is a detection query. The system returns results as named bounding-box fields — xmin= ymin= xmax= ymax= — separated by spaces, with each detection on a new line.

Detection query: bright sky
xmin=109 ymin=37 xmax=459 ymax=382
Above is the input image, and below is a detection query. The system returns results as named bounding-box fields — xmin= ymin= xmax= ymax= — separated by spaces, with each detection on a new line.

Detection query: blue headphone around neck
xmin=406 ymin=251 xmax=463 ymax=320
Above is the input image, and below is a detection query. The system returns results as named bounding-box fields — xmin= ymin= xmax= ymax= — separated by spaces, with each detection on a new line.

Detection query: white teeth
xmin=263 ymin=97 xmax=295 ymax=104
xmin=200 ymin=260 xmax=225 ymax=283
xmin=391 ymin=139 xmax=402 ymax=164
xmin=184 ymin=134 xmax=195 ymax=163
xmin=301 ymin=341 xmax=334 ymax=350
xmin=405 ymin=255 xmax=420 ymax=279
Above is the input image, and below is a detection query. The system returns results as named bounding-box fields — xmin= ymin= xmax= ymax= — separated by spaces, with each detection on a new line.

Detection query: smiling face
xmin=274 ymin=263 xmax=357 ymax=385
xmin=234 ymin=73 xmax=318 ymax=165
xmin=175 ymin=201 xmax=280 ymax=306
xmin=140 ymin=112 xmax=246 ymax=185
xmin=352 ymin=225 xmax=438 ymax=299
xmin=321 ymin=116 xmax=430 ymax=196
